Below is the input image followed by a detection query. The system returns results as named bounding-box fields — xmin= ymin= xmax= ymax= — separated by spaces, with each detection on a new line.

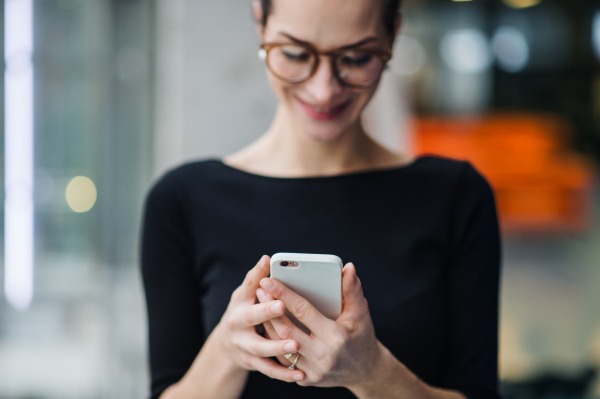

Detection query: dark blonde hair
xmin=259 ymin=0 xmax=402 ymax=37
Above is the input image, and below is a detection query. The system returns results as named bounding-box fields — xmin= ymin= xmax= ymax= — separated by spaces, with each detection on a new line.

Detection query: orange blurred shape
xmin=413 ymin=113 xmax=597 ymax=234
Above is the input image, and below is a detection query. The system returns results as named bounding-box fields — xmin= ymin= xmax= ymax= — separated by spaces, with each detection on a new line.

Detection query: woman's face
xmin=261 ymin=0 xmax=393 ymax=142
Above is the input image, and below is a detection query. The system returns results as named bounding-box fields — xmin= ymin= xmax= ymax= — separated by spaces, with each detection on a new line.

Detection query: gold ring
xmin=284 ymin=353 xmax=294 ymax=360
xmin=288 ymin=354 xmax=300 ymax=370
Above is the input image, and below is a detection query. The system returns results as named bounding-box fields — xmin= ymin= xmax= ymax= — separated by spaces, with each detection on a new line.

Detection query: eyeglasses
xmin=258 ymin=42 xmax=392 ymax=89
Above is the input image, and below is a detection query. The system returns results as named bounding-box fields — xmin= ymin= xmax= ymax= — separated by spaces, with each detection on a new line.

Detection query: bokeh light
xmin=440 ymin=29 xmax=493 ymax=74
xmin=502 ymin=0 xmax=542 ymax=9
xmin=390 ymin=36 xmax=427 ymax=76
xmin=593 ymin=11 xmax=600 ymax=62
xmin=493 ymin=26 xmax=530 ymax=73
xmin=65 ymin=176 xmax=97 ymax=213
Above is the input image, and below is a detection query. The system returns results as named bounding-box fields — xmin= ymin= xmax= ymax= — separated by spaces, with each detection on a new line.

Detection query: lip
xmin=296 ymin=97 xmax=351 ymax=121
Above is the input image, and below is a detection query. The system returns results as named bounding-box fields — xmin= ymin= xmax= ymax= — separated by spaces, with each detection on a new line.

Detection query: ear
xmin=252 ymin=0 xmax=265 ymax=37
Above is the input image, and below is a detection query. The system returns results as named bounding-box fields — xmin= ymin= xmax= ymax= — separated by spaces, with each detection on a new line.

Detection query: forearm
xmin=347 ymin=342 xmax=467 ymax=399
xmin=160 ymin=324 xmax=249 ymax=399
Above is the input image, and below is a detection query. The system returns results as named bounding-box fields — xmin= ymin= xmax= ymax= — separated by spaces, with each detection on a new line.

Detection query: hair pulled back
xmin=259 ymin=0 xmax=402 ymax=37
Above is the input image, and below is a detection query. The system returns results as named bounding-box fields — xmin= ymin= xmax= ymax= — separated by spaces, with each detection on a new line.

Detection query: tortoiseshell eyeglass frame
xmin=259 ymin=42 xmax=392 ymax=89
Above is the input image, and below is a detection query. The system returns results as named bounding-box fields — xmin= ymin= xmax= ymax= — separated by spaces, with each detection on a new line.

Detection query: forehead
xmin=265 ymin=0 xmax=387 ymax=48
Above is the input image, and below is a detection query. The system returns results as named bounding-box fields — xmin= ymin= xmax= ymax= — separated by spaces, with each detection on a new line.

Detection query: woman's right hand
xmin=214 ymin=255 xmax=306 ymax=383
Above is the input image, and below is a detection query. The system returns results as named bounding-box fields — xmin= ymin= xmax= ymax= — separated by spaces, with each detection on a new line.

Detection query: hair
xmin=258 ymin=0 xmax=402 ymax=37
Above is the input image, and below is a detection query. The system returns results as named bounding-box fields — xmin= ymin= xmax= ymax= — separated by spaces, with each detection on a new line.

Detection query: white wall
xmin=154 ymin=0 xmax=277 ymax=177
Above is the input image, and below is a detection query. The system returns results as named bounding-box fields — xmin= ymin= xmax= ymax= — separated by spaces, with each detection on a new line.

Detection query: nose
xmin=303 ymin=56 xmax=343 ymax=103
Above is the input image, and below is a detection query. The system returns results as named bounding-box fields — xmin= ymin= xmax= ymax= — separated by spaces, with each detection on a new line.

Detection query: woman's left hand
xmin=256 ymin=262 xmax=384 ymax=389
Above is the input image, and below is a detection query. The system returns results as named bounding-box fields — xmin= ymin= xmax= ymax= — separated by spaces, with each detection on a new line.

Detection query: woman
xmin=141 ymin=0 xmax=501 ymax=398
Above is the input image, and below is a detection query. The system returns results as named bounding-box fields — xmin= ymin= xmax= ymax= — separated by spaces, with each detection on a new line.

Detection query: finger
xmin=244 ymin=354 xmax=305 ymax=383
xmin=234 ymin=255 xmax=270 ymax=303
xmin=263 ymin=320 xmax=294 ymax=366
xmin=233 ymin=300 xmax=286 ymax=329
xmin=267 ymin=312 xmax=314 ymax=357
xmin=257 ymin=290 xmax=292 ymax=365
xmin=256 ymin=288 xmax=284 ymax=342
xmin=262 ymin=320 xmax=280 ymax=341
xmin=256 ymin=287 xmax=275 ymax=303
xmin=260 ymin=277 xmax=334 ymax=335
xmin=235 ymin=334 xmax=299 ymax=358
xmin=340 ymin=262 xmax=368 ymax=314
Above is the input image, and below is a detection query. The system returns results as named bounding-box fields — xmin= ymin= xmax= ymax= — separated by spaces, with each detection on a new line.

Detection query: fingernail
xmin=293 ymin=373 xmax=304 ymax=381
xmin=283 ymin=342 xmax=297 ymax=352
xmin=271 ymin=302 xmax=282 ymax=314
xmin=261 ymin=278 xmax=274 ymax=291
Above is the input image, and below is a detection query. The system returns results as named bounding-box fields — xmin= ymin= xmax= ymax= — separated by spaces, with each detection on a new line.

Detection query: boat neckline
xmin=210 ymin=156 xmax=428 ymax=181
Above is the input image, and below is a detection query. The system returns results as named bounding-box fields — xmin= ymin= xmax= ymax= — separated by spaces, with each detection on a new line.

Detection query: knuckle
xmin=225 ymin=315 xmax=236 ymax=331
xmin=243 ymin=308 xmax=255 ymax=326
xmin=239 ymin=352 xmax=253 ymax=369
xmin=244 ymin=274 xmax=254 ymax=287
xmin=332 ymin=330 xmax=349 ymax=349
xmin=292 ymin=300 xmax=311 ymax=319
xmin=277 ymin=324 xmax=293 ymax=340
xmin=269 ymin=283 xmax=283 ymax=298
xmin=346 ymin=320 xmax=359 ymax=335
xmin=318 ymin=357 xmax=335 ymax=374
xmin=312 ymin=370 xmax=325 ymax=383
xmin=249 ymin=341 xmax=261 ymax=355
xmin=231 ymin=336 xmax=242 ymax=350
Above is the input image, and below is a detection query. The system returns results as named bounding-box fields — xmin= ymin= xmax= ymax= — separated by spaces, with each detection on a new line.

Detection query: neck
xmin=224 ymin=104 xmax=410 ymax=178
xmin=262 ymin=104 xmax=373 ymax=175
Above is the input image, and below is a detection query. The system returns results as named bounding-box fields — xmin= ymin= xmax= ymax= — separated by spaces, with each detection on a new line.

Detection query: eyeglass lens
xmin=267 ymin=44 xmax=385 ymax=87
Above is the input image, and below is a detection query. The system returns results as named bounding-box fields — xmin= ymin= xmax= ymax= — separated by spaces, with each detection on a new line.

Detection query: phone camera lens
xmin=280 ymin=261 xmax=289 ymax=266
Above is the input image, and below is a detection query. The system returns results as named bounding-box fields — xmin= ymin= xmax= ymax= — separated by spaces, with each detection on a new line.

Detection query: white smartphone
xmin=270 ymin=253 xmax=343 ymax=334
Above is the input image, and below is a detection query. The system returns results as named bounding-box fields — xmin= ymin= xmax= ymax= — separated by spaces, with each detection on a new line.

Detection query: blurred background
xmin=1 ymin=0 xmax=599 ymax=397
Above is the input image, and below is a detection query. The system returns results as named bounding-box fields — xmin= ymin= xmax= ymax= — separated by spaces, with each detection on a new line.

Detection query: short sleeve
xmin=140 ymin=171 xmax=204 ymax=399
xmin=440 ymin=163 xmax=501 ymax=399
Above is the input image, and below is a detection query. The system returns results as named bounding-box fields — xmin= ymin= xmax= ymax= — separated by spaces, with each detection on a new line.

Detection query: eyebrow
xmin=279 ymin=32 xmax=380 ymax=50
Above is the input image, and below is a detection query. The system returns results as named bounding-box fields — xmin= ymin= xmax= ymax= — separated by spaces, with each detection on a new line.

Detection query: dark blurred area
xmin=0 ymin=0 xmax=599 ymax=398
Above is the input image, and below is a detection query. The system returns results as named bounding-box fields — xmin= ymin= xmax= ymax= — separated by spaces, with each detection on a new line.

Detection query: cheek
xmin=267 ymin=73 xmax=294 ymax=103
xmin=344 ymin=88 xmax=378 ymax=122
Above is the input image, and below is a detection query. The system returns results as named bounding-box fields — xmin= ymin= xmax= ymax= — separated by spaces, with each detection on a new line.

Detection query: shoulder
xmin=418 ymin=157 xmax=498 ymax=229
xmin=411 ymin=156 xmax=493 ymax=197
xmin=414 ymin=155 xmax=477 ymax=179
xmin=144 ymin=159 xmax=223 ymax=212
xmin=156 ymin=159 xmax=225 ymax=186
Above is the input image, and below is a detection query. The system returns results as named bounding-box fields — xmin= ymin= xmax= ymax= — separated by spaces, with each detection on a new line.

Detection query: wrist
xmin=346 ymin=341 xmax=391 ymax=397
xmin=347 ymin=342 xmax=431 ymax=399
xmin=175 ymin=323 xmax=249 ymax=398
xmin=207 ymin=322 xmax=248 ymax=376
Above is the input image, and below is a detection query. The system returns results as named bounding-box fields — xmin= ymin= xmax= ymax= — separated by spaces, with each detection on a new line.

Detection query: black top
xmin=141 ymin=156 xmax=501 ymax=399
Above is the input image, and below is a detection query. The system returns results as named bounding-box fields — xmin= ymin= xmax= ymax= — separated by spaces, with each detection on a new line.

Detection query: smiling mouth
xmin=296 ymin=97 xmax=351 ymax=120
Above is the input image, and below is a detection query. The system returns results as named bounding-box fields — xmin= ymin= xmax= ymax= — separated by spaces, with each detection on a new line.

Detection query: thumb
xmin=341 ymin=262 xmax=366 ymax=312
